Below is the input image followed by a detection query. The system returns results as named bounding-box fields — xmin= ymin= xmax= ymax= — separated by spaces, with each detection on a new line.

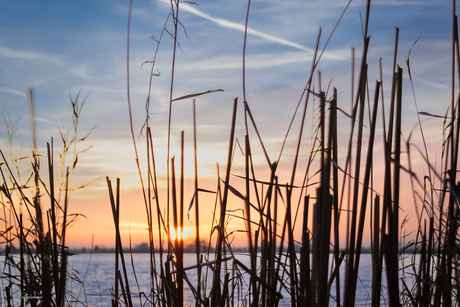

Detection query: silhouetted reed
xmin=2 ymin=0 xmax=460 ymax=306
xmin=1 ymin=89 xmax=98 ymax=306
xmin=110 ymin=1 xmax=459 ymax=306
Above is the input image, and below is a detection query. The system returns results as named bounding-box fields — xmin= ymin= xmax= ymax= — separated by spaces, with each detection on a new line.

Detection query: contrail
xmin=157 ymin=0 xmax=314 ymax=54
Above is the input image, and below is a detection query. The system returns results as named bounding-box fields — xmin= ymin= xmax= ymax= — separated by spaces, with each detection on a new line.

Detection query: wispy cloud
xmin=0 ymin=46 xmax=65 ymax=65
xmin=373 ymin=0 xmax=445 ymax=5
xmin=157 ymin=0 xmax=315 ymax=53
xmin=70 ymin=65 xmax=94 ymax=80
xmin=0 ymin=87 xmax=27 ymax=97
xmin=178 ymin=52 xmax=308 ymax=71
xmin=178 ymin=49 xmax=350 ymax=71
xmin=119 ymin=221 xmax=148 ymax=229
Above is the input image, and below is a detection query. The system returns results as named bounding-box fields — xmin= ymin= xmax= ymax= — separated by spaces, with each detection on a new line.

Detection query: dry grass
xmin=1 ymin=0 xmax=460 ymax=306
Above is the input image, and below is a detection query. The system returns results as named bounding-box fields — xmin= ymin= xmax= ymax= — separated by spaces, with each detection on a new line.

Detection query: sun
xmin=169 ymin=226 xmax=194 ymax=241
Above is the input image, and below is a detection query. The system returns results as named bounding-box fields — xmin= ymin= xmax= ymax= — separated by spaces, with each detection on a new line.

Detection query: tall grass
xmin=0 ymin=90 xmax=99 ymax=306
xmin=2 ymin=0 xmax=460 ymax=306
xmin=111 ymin=0 xmax=460 ymax=306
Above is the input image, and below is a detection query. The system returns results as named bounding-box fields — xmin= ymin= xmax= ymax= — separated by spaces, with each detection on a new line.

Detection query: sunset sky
xmin=0 ymin=0 xmax=455 ymax=248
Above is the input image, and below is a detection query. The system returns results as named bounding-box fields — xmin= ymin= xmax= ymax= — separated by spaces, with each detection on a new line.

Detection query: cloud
xmin=178 ymin=49 xmax=349 ymax=72
xmin=0 ymin=87 xmax=27 ymax=97
xmin=177 ymin=52 xmax=308 ymax=71
xmin=157 ymin=0 xmax=315 ymax=54
xmin=70 ymin=65 xmax=94 ymax=80
xmin=373 ymin=0 xmax=445 ymax=5
xmin=119 ymin=221 xmax=148 ymax=230
xmin=0 ymin=46 xmax=65 ymax=65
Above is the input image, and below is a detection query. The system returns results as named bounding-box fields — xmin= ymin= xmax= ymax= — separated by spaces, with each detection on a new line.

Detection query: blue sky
xmin=0 ymin=0 xmax=456 ymax=246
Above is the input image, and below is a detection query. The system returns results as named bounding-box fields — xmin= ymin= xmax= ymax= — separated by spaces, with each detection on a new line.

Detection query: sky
xmin=0 ymin=0 xmax=456 ymax=248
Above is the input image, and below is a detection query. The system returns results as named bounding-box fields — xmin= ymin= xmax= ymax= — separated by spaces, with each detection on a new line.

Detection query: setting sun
xmin=169 ymin=226 xmax=194 ymax=241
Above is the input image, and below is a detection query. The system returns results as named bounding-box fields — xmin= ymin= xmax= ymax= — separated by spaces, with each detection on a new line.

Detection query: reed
xmin=83 ymin=0 xmax=460 ymax=305
xmin=0 ymin=89 xmax=98 ymax=306
xmin=111 ymin=1 xmax=458 ymax=306
xmin=2 ymin=0 xmax=460 ymax=306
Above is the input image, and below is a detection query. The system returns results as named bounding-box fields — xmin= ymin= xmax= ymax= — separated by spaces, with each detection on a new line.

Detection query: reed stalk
xmin=211 ymin=98 xmax=238 ymax=306
xmin=5 ymin=1 xmax=460 ymax=307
